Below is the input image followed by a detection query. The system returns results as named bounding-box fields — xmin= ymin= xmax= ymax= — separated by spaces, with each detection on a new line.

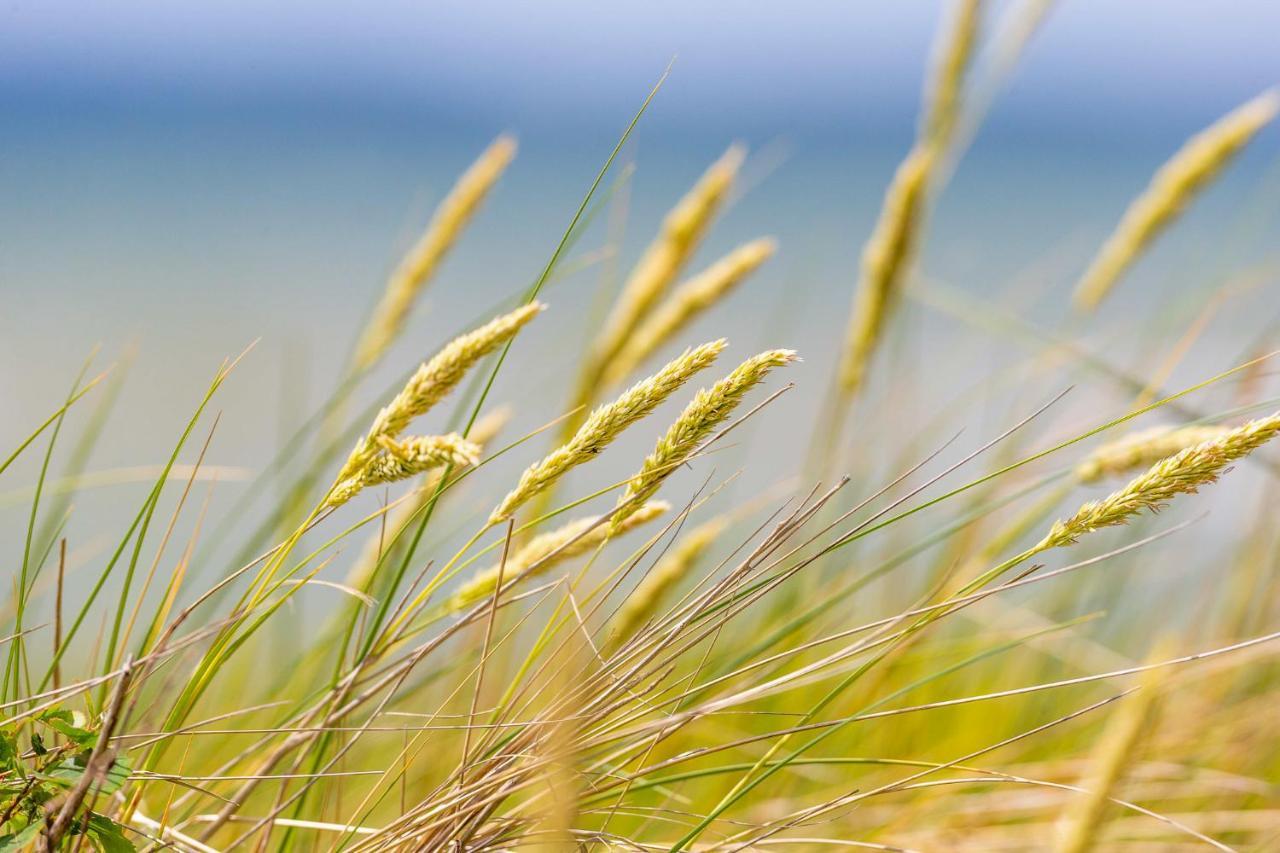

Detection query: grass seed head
xmin=591 ymin=146 xmax=745 ymax=373
xmin=604 ymin=237 xmax=776 ymax=388
xmin=1074 ymin=90 xmax=1279 ymax=312
xmin=1075 ymin=424 xmax=1232 ymax=483
xmin=353 ymin=136 xmax=518 ymax=370
xmin=338 ymin=302 xmax=543 ymax=484
xmin=450 ymin=501 xmax=669 ymax=612
xmin=615 ymin=349 xmax=798 ymax=527
xmin=1039 ymin=412 xmax=1280 ymax=550
xmin=490 ymin=340 xmax=726 ymax=524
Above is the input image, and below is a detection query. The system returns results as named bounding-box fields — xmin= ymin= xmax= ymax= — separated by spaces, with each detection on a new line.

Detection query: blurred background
xmin=3 ymin=1 xmax=1279 ymax=593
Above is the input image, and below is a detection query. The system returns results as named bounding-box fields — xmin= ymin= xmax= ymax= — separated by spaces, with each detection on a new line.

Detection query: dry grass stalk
xmin=1055 ymin=644 xmax=1172 ymax=853
xmin=603 ymin=238 xmax=776 ymax=388
xmin=1075 ymin=424 xmax=1231 ymax=483
xmin=337 ymin=302 xmax=543 ymax=485
xmin=1073 ymin=90 xmax=1279 ymax=312
xmin=610 ymin=515 xmax=727 ymax=645
xmin=614 ymin=349 xmax=798 ymax=527
xmin=449 ymin=501 xmax=668 ymax=612
xmin=353 ymin=136 xmax=518 ymax=369
xmin=589 ymin=146 xmax=744 ymax=378
xmin=490 ymin=340 xmax=726 ymax=524
xmin=1038 ymin=412 xmax=1280 ymax=551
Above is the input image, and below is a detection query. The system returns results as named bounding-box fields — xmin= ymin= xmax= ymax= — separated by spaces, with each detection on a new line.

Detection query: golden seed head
xmin=615 ymin=349 xmax=798 ymax=527
xmin=449 ymin=501 xmax=669 ymax=612
xmin=1075 ymin=424 xmax=1233 ymax=483
xmin=591 ymin=146 xmax=745 ymax=374
xmin=1039 ymin=412 xmax=1280 ymax=551
xmin=353 ymin=135 xmax=518 ymax=370
xmin=603 ymin=238 xmax=776 ymax=388
xmin=1074 ymin=90 xmax=1279 ymax=313
xmin=338 ymin=302 xmax=543 ymax=484
xmin=343 ymin=408 xmax=511 ymax=589
xmin=327 ymin=433 xmax=481 ymax=508
xmin=489 ymin=341 xmax=726 ymax=525
xmin=839 ymin=145 xmax=935 ymax=395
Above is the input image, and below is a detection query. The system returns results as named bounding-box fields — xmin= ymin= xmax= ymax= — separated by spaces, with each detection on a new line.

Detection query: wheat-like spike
xmin=352 ymin=136 xmax=518 ymax=370
xmin=923 ymin=0 xmax=983 ymax=148
xmin=1075 ymin=424 xmax=1232 ymax=483
xmin=1037 ymin=412 xmax=1280 ymax=551
xmin=338 ymin=302 xmax=543 ymax=484
xmin=1055 ymin=642 xmax=1172 ymax=853
xmin=838 ymin=145 xmax=935 ymax=395
xmin=490 ymin=341 xmax=726 ymax=524
xmin=610 ymin=516 xmax=727 ymax=645
xmin=591 ymin=146 xmax=744 ymax=373
xmin=449 ymin=501 xmax=669 ymax=612
xmin=615 ymin=349 xmax=798 ymax=528
xmin=327 ymin=434 xmax=481 ymax=508
xmin=1073 ymin=90 xmax=1279 ymax=313
xmin=344 ymin=406 xmax=512 ymax=590
xmin=603 ymin=238 xmax=776 ymax=388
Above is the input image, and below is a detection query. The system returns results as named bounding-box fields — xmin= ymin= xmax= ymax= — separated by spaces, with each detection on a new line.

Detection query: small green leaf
xmin=86 ymin=814 xmax=135 ymax=853
xmin=0 ymin=822 xmax=41 ymax=852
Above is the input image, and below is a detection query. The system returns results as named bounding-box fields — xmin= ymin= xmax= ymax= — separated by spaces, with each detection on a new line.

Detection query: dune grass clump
xmin=6 ymin=4 xmax=1280 ymax=851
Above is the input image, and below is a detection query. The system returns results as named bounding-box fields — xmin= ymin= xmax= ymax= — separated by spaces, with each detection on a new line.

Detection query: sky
xmin=1 ymin=1 xmax=1277 ymax=135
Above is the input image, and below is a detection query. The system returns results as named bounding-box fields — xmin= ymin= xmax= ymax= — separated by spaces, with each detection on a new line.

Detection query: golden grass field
xmin=4 ymin=1 xmax=1280 ymax=850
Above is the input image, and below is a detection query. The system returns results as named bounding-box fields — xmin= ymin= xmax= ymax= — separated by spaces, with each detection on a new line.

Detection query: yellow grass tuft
xmin=353 ymin=136 xmax=518 ymax=370
xmin=490 ymin=340 xmax=725 ymax=524
xmin=1073 ymin=90 xmax=1279 ymax=313
xmin=343 ymin=406 xmax=512 ymax=589
xmin=603 ymin=238 xmax=776 ymax=388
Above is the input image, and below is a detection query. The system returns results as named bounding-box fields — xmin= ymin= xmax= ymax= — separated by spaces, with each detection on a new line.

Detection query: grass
xmin=4 ymin=4 xmax=1280 ymax=851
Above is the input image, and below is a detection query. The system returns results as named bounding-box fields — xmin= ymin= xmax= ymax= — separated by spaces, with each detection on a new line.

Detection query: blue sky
xmin=2 ymin=1 xmax=1276 ymax=136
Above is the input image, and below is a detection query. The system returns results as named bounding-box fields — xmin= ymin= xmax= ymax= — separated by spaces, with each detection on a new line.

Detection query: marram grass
xmin=7 ymin=7 xmax=1280 ymax=852
xmin=1073 ymin=90 xmax=1279 ymax=312
xmin=352 ymin=136 xmax=518 ymax=370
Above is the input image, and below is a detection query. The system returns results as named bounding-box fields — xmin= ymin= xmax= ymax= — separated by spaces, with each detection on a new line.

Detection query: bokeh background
xmin=3 ymin=1 xmax=1279 ymax=597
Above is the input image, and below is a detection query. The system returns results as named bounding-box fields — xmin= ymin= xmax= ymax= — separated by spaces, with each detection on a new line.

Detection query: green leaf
xmin=86 ymin=815 xmax=134 ymax=853
xmin=0 ymin=822 xmax=41 ymax=852
xmin=39 ymin=710 xmax=95 ymax=748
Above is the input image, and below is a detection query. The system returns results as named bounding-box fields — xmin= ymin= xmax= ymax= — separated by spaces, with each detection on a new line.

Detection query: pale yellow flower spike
xmin=353 ymin=135 xmax=518 ymax=370
xmin=490 ymin=340 xmax=726 ymax=524
xmin=338 ymin=302 xmax=543 ymax=485
xmin=1039 ymin=413 xmax=1280 ymax=551
xmin=1074 ymin=91 xmax=1278 ymax=313
xmin=1075 ymin=424 xmax=1231 ymax=483
xmin=592 ymin=146 xmax=745 ymax=374
xmin=603 ymin=238 xmax=776 ymax=388
xmin=615 ymin=349 xmax=797 ymax=528
xmin=449 ymin=501 xmax=669 ymax=612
